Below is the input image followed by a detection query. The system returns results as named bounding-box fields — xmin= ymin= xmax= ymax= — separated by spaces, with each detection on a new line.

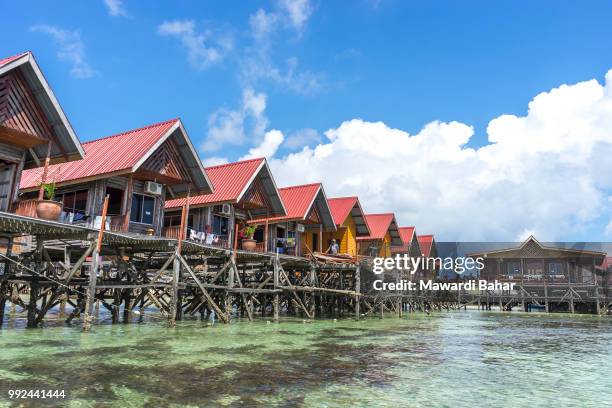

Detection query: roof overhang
xmin=239 ymin=159 xmax=286 ymax=218
xmin=0 ymin=52 xmax=84 ymax=166
xmin=310 ymin=185 xmax=336 ymax=231
xmin=467 ymin=236 xmax=606 ymax=262
xmin=351 ymin=198 xmax=370 ymax=236
xmin=133 ymin=119 xmax=213 ymax=197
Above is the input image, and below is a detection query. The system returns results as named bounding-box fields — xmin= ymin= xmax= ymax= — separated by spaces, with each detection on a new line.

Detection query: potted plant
xmin=241 ymin=225 xmax=258 ymax=251
xmin=35 ymin=181 xmax=62 ymax=221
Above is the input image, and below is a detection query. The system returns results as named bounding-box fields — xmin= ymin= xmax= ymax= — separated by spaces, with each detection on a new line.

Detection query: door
xmin=0 ymin=163 xmax=15 ymax=212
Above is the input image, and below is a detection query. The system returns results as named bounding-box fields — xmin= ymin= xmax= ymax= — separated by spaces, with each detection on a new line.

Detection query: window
xmin=506 ymin=261 xmax=521 ymax=276
xmin=58 ymin=189 xmax=88 ymax=214
xmin=548 ymin=262 xmax=565 ymax=276
xmin=212 ymin=214 xmax=229 ymax=236
xmin=130 ymin=193 xmax=155 ymax=224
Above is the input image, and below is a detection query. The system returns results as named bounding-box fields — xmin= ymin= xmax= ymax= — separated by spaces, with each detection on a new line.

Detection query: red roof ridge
xmin=205 ymin=157 xmax=264 ymax=170
xmin=328 ymin=195 xmax=358 ymax=200
xmin=0 ymin=51 xmax=30 ymax=67
xmin=83 ymin=118 xmax=179 ymax=145
xmin=418 ymin=234 xmax=434 ymax=238
xmin=279 ymin=182 xmax=322 ymax=191
xmin=366 ymin=212 xmax=395 ymax=217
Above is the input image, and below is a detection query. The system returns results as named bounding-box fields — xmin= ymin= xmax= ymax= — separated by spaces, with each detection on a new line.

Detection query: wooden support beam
xmin=178 ymin=254 xmax=228 ymax=323
xmin=355 ymin=264 xmax=361 ymax=320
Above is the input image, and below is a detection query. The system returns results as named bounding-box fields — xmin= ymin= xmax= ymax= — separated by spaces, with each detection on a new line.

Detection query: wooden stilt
xmin=355 ymin=264 xmax=361 ymax=320
xmin=273 ymin=259 xmax=279 ymax=321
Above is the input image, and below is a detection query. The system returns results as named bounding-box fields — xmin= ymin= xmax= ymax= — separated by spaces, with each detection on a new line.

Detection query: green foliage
xmin=40 ymin=181 xmax=56 ymax=200
xmin=242 ymin=225 xmax=257 ymax=239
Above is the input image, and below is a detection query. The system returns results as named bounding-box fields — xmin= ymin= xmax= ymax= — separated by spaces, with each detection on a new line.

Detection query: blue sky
xmin=3 ymin=1 xmax=612 ymax=241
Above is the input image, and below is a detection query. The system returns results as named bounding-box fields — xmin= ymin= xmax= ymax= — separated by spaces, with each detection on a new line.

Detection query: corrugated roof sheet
xmin=391 ymin=226 xmax=416 ymax=252
xmin=165 ymin=157 xmax=265 ymax=209
xmin=20 ymin=119 xmax=178 ymax=189
xmin=417 ymin=235 xmax=434 ymax=257
xmin=398 ymin=227 xmax=415 ymax=246
xmin=357 ymin=213 xmax=395 ymax=240
xmin=267 ymin=183 xmax=322 ymax=221
xmin=0 ymin=51 xmax=28 ymax=68
xmin=327 ymin=196 xmax=357 ymax=226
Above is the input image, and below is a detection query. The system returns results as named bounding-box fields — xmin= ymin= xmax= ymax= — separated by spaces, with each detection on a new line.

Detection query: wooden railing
xmin=163 ymin=225 xmax=181 ymax=239
xmin=255 ymin=242 xmax=266 ymax=253
xmin=13 ymin=199 xmax=37 ymax=218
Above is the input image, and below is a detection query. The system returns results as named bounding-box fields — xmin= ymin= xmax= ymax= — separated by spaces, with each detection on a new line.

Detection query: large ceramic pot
xmin=241 ymin=238 xmax=257 ymax=251
xmin=35 ymin=200 xmax=62 ymax=221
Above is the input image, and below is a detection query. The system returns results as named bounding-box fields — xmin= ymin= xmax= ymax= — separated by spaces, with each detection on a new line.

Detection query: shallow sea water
xmin=0 ymin=311 xmax=610 ymax=407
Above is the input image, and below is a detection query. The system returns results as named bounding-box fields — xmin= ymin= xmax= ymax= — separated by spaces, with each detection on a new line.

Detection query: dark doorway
xmin=312 ymin=232 xmax=319 ymax=253
xmin=106 ymin=187 xmax=124 ymax=215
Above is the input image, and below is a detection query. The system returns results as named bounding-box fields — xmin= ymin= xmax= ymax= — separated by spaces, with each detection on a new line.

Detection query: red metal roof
xmin=417 ymin=235 xmax=434 ymax=257
xmin=266 ymin=183 xmax=322 ymax=221
xmin=0 ymin=51 xmax=28 ymax=68
xmin=357 ymin=213 xmax=395 ymax=240
xmin=327 ymin=196 xmax=357 ymax=226
xmin=165 ymin=157 xmax=265 ymax=209
xmin=20 ymin=119 xmax=179 ymax=189
xmin=391 ymin=226 xmax=416 ymax=252
xmin=398 ymin=227 xmax=415 ymax=245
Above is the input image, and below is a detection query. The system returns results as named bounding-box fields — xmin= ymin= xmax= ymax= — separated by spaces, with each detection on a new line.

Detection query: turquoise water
xmin=0 ymin=312 xmax=610 ymax=407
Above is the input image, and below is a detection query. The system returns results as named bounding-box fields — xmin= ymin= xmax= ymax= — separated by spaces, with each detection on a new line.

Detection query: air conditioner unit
xmin=220 ymin=203 xmax=232 ymax=215
xmin=296 ymin=223 xmax=305 ymax=233
xmin=144 ymin=181 xmax=163 ymax=196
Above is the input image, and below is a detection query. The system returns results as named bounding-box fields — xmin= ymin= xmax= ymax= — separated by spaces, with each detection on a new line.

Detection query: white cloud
xmin=104 ymin=0 xmax=128 ymax=17
xmin=249 ymin=8 xmax=278 ymax=43
xmin=30 ymin=25 xmax=94 ymax=79
xmin=241 ymin=129 xmax=285 ymax=160
xmin=268 ymin=71 xmax=612 ymax=241
xmin=202 ymin=88 xmax=269 ymax=152
xmin=605 ymin=219 xmax=612 ymax=236
xmin=243 ymin=0 xmax=322 ymax=95
xmin=241 ymin=55 xmax=323 ymax=95
xmin=202 ymin=156 xmax=230 ymax=167
xmin=284 ymin=128 xmax=321 ymax=150
xmin=157 ymin=20 xmax=232 ymax=69
xmin=278 ymin=0 xmax=313 ymax=33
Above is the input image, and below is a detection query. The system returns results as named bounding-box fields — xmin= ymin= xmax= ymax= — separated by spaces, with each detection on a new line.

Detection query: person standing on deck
xmin=327 ymin=239 xmax=339 ymax=255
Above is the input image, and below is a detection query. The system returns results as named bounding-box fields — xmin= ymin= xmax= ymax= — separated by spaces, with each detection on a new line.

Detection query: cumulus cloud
xmin=202 ymin=156 xmax=230 ymax=167
xmin=284 ymin=128 xmax=321 ymax=150
xmin=158 ymin=20 xmax=232 ymax=69
xmin=202 ymin=88 xmax=268 ymax=152
xmin=104 ymin=0 xmax=128 ymax=17
xmin=30 ymin=25 xmax=94 ymax=79
xmin=241 ymin=129 xmax=285 ymax=160
xmin=268 ymin=71 xmax=612 ymax=241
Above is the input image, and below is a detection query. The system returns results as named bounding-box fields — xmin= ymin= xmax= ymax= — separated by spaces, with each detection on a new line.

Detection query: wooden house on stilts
xmin=252 ymin=183 xmax=336 ymax=256
xmin=0 ymin=51 xmax=85 ymax=213
xmin=356 ymin=213 xmax=402 ymax=258
xmin=17 ymin=118 xmax=212 ymax=236
xmin=324 ymin=196 xmax=371 ymax=257
xmin=164 ymin=157 xmax=286 ymax=251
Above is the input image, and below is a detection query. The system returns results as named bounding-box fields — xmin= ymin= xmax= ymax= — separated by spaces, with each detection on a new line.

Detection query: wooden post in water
xmin=355 ymin=264 xmax=361 ymax=320
xmin=273 ymin=258 xmax=279 ymax=321
xmin=169 ymin=204 xmax=187 ymax=327
xmin=309 ymin=264 xmax=316 ymax=318
xmin=84 ymin=195 xmax=109 ymax=331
